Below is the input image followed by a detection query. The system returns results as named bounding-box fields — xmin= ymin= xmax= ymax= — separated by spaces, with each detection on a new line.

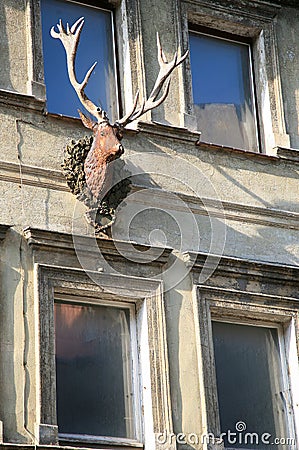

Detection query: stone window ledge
xmin=0 ymin=89 xmax=45 ymax=113
xmin=198 ymin=141 xmax=299 ymax=163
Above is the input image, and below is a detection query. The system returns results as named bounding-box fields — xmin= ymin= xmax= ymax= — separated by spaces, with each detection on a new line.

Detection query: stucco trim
xmin=0 ymin=90 xmax=44 ymax=113
xmin=185 ymin=251 xmax=299 ymax=288
xmin=23 ymin=227 xmax=172 ymax=267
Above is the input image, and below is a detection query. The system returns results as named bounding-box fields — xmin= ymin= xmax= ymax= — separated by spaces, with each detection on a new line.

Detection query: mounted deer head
xmin=51 ymin=17 xmax=188 ymax=230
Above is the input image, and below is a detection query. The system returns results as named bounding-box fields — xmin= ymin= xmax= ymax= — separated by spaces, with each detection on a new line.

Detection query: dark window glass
xmin=41 ymin=0 xmax=118 ymax=120
xmin=54 ymin=301 xmax=135 ymax=438
xmin=212 ymin=321 xmax=289 ymax=449
xmin=189 ymin=32 xmax=259 ymax=151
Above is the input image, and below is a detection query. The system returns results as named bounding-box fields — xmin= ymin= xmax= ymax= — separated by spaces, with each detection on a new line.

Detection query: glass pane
xmin=212 ymin=321 xmax=289 ymax=449
xmin=41 ymin=0 xmax=117 ymax=120
xmin=190 ymin=32 xmax=259 ymax=151
xmin=54 ymin=301 xmax=135 ymax=438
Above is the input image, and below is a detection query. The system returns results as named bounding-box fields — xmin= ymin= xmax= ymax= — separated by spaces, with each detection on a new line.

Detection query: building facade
xmin=0 ymin=0 xmax=299 ymax=449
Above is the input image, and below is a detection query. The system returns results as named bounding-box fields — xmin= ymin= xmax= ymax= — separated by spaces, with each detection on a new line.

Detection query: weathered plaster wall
xmin=0 ymin=0 xmax=298 ymax=448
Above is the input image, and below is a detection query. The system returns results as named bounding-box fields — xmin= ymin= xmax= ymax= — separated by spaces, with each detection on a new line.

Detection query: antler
xmin=116 ymin=33 xmax=189 ymax=127
xmin=50 ymin=17 xmax=107 ymax=123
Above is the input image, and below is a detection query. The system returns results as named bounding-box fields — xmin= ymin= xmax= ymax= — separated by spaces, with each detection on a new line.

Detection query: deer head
xmin=51 ymin=17 xmax=188 ymax=226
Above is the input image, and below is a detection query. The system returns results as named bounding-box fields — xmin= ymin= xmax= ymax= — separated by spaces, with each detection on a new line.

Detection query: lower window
xmin=54 ymin=299 xmax=139 ymax=441
xmin=212 ymin=320 xmax=292 ymax=449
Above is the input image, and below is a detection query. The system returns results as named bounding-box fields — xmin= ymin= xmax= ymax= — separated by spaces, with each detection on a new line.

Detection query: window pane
xmin=54 ymin=302 xmax=135 ymax=439
xmin=41 ymin=0 xmax=117 ymax=120
xmin=190 ymin=32 xmax=259 ymax=151
xmin=212 ymin=322 xmax=289 ymax=449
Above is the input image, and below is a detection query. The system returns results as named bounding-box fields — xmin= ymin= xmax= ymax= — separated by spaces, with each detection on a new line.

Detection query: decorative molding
xmin=23 ymin=226 xmax=299 ymax=287
xmin=182 ymin=0 xmax=281 ymax=21
xmin=196 ymin=284 xmax=299 ymax=304
xmin=0 ymin=161 xmax=67 ymax=192
xmin=131 ymin=186 xmax=299 ymax=231
xmin=0 ymin=90 xmax=44 ymax=113
xmin=199 ymin=141 xmax=299 ymax=164
xmin=198 ymin=141 xmax=279 ymax=160
xmin=23 ymin=227 xmax=172 ymax=267
xmin=184 ymin=251 xmax=299 ymax=289
xmin=0 ymin=154 xmax=297 ymax=231
xmin=0 ymin=224 xmax=11 ymax=241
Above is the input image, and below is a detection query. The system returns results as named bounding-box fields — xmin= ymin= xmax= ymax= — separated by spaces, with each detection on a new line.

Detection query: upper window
xmin=189 ymin=29 xmax=259 ymax=152
xmin=41 ymin=0 xmax=118 ymax=120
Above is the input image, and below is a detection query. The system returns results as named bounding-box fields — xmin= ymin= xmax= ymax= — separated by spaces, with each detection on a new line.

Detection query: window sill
xmin=0 ymin=89 xmax=45 ymax=113
xmin=59 ymin=434 xmax=143 ymax=448
xmin=198 ymin=141 xmax=299 ymax=163
xmin=136 ymin=120 xmax=201 ymax=145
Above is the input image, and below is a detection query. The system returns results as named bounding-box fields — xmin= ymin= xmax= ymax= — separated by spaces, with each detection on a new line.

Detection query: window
xmin=189 ymin=29 xmax=259 ymax=151
xmin=24 ymin=232 xmax=174 ymax=450
xmin=212 ymin=320 xmax=290 ymax=449
xmin=54 ymin=299 xmax=139 ymax=442
xmin=41 ymin=0 xmax=118 ymax=120
xmin=196 ymin=286 xmax=299 ymax=450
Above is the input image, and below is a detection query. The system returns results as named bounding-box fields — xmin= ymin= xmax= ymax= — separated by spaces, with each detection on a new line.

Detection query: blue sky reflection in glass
xmin=41 ymin=0 xmax=116 ymax=120
xmin=189 ymin=31 xmax=258 ymax=151
xmin=190 ymin=33 xmax=252 ymax=107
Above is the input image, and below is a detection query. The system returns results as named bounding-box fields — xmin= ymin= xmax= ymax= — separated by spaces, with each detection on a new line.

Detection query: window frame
xmin=195 ymin=285 xmax=299 ymax=449
xmin=40 ymin=0 xmax=120 ymax=121
xmin=188 ymin=25 xmax=261 ymax=152
xmin=34 ymin=261 xmax=174 ymax=449
xmin=54 ymin=294 xmax=141 ymax=444
xmin=181 ymin=0 xmax=290 ymax=154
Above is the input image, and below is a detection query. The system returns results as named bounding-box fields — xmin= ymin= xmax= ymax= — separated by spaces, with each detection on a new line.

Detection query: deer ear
xmin=78 ymin=110 xmax=96 ymax=130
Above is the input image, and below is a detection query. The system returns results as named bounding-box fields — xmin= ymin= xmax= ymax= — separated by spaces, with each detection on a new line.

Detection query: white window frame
xmin=54 ymin=294 xmax=141 ymax=445
xmin=181 ymin=0 xmax=290 ymax=154
xmin=195 ymin=286 xmax=299 ymax=449
xmin=34 ymin=262 xmax=175 ymax=450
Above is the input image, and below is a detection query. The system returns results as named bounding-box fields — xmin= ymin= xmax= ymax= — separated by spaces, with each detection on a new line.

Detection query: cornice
xmin=23 ymin=227 xmax=299 ymax=284
xmin=184 ymin=251 xmax=299 ymax=284
xmin=132 ymin=186 xmax=299 ymax=231
xmin=183 ymin=0 xmax=281 ymax=21
xmin=0 ymin=157 xmax=297 ymax=231
xmin=0 ymin=160 xmax=67 ymax=191
xmin=23 ymin=227 xmax=172 ymax=267
xmin=0 ymin=89 xmax=44 ymax=113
